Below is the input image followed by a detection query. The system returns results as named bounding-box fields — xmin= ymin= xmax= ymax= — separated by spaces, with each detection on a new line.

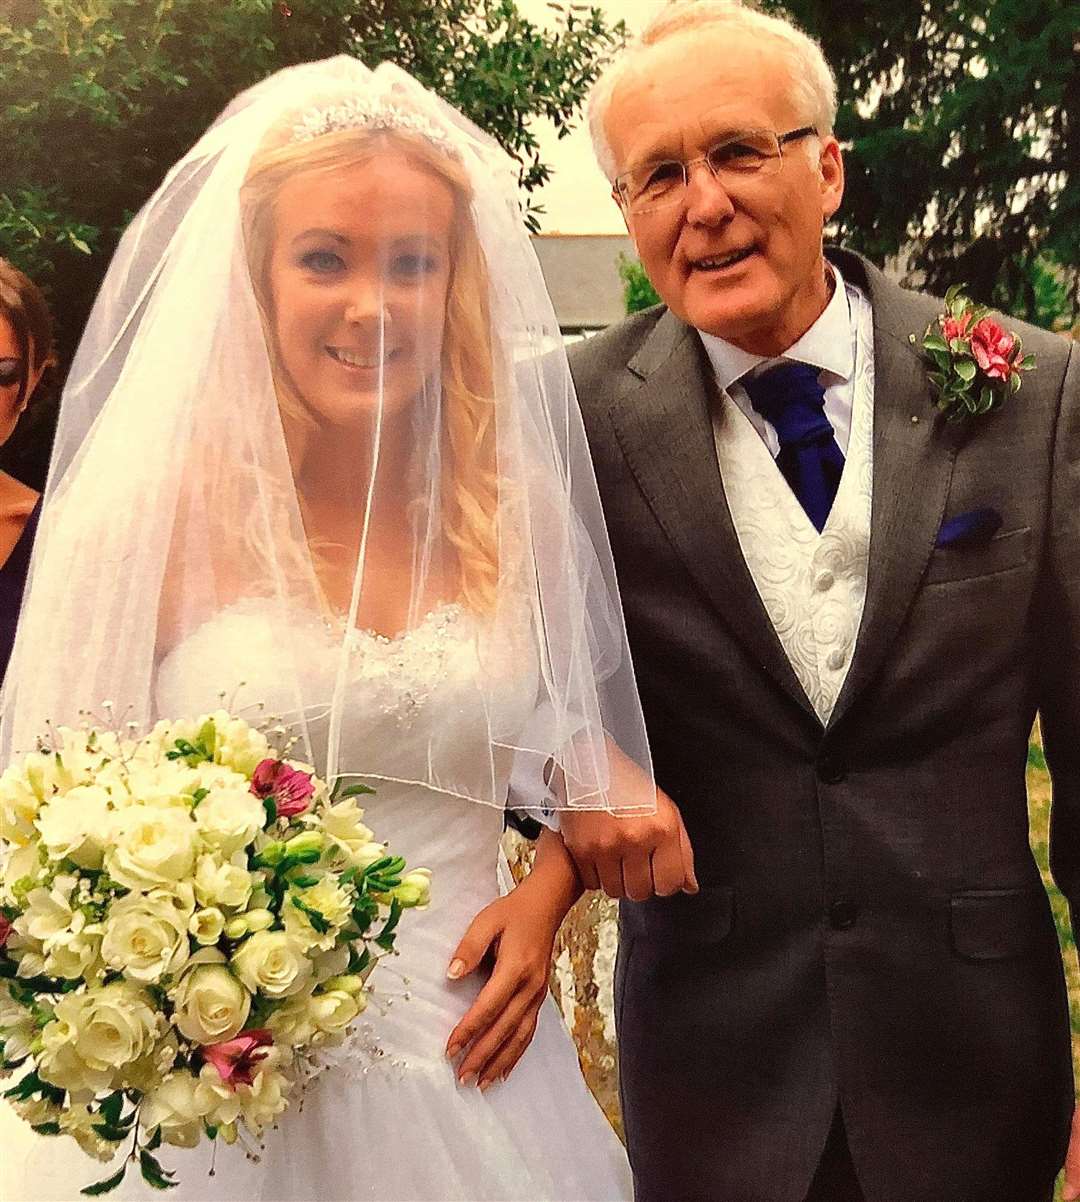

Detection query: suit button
xmin=817 ymin=752 xmax=847 ymax=783
xmin=829 ymin=901 xmax=858 ymax=930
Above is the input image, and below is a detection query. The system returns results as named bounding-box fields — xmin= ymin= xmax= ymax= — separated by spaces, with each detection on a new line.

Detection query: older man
xmin=558 ymin=3 xmax=1080 ymax=1200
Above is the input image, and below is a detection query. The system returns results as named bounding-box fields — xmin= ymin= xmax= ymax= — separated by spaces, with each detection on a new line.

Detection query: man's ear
xmin=819 ymin=137 xmax=845 ymax=223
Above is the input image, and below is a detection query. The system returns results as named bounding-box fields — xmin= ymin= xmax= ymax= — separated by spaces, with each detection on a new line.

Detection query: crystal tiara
xmin=291 ymin=96 xmax=459 ymax=157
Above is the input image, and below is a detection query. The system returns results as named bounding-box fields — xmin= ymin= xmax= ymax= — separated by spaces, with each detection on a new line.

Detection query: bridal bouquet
xmin=0 ymin=712 xmax=430 ymax=1194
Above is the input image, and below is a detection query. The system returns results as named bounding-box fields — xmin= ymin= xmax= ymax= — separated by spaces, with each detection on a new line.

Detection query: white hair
xmin=588 ymin=0 xmax=837 ymax=181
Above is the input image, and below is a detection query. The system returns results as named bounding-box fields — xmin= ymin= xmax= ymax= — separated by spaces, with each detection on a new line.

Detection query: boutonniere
xmin=913 ymin=285 xmax=1035 ymax=421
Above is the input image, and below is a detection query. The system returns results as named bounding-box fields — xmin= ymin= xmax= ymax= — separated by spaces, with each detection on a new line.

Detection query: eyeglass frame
xmin=613 ymin=125 xmax=819 ymax=215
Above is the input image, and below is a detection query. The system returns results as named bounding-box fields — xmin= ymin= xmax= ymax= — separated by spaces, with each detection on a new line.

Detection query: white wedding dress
xmin=0 ymin=599 xmax=631 ymax=1202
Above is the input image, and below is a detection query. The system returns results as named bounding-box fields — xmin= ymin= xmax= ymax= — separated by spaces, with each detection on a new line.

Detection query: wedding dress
xmin=0 ymin=596 xmax=632 ymax=1202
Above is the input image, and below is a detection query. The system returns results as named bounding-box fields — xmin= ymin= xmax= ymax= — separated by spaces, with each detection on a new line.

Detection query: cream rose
xmin=172 ymin=963 xmax=251 ymax=1045
xmin=34 ymin=785 xmax=114 ymax=869
xmin=101 ymin=888 xmax=194 ymax=983
xmin=106 ymin=805 xmax=198 ymax=891
xmin=39 ymin=981 xmax=161 ymax=1093
xmin=194 ymin=787 xmax=265 ymax=856
xmin=231 ymin=930 xmax=312 ymax=998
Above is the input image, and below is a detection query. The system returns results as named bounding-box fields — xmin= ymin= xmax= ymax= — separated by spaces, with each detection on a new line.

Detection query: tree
xmin=0 ymin=0 xmax=626 ymax=367
xmin=767 ymin=0 xmax=1079 ymax=328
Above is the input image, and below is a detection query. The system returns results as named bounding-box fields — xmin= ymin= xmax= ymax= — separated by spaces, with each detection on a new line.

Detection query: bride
xmin=0 ymin=57 xmax=673 ymax=1202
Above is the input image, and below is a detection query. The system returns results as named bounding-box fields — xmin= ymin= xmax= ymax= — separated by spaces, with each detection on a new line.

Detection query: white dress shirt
xmin=699 ymin=264 xmax=862 ymax=457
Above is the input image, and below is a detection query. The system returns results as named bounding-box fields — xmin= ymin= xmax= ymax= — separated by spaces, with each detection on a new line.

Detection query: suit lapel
xmin=608 ymin=309 xmax=817 ymax=720
xmin=828 ymin=255 xmax=967 ymax=729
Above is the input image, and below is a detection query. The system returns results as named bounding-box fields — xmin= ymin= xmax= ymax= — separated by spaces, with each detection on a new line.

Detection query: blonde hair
xmin=239 ymin=123 xmax=501 ymax=615
xmin=588 ymin=0 xmax=837 ymax=181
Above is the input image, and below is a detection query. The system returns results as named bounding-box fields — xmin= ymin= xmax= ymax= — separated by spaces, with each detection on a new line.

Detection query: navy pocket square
xmin=936 ymin=507 xmax=1003 ymax=549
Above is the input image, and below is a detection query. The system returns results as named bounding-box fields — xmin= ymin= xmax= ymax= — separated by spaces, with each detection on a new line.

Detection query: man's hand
xmin=1062 ymin=1105 xmax=1080 ymax=1200
xmin=561 ymin=787 xmax=698 ymax=900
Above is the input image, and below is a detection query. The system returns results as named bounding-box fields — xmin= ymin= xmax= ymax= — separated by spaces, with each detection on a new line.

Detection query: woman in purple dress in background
xmin=0 ymin=259 xmax=54 ymax=681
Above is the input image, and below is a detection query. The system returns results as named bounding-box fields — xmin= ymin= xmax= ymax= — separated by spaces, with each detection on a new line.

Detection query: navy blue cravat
xmin=743 ymin=362 xmax=845 ymax=533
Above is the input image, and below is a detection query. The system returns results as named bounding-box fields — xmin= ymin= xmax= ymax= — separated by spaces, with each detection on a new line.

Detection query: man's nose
xmin=683 ymin=161 xmax=736 ymax=225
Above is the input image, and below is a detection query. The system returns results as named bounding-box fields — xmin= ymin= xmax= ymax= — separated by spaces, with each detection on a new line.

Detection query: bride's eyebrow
xmin=291 ymin=228 xmax=350 ymax=245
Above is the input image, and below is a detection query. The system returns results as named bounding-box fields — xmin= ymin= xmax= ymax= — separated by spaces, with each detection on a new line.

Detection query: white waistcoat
xmin=711 ymin=298 xmax=875 ymax=726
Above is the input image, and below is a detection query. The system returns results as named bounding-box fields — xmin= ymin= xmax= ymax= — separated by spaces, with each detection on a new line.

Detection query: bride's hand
xmin=443 ymin=886 xmax=559 ymax=1091
xmin=445 ymin=830 xmax=581 ymax=1091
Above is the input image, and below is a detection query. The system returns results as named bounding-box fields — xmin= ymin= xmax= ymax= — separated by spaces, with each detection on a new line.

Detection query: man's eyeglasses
xmin=614 ymin=126 xmax=818 ymax=215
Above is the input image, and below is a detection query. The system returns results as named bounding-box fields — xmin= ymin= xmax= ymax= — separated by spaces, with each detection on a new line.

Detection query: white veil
xmin=0 ymin=57 xmax=653 ymax=815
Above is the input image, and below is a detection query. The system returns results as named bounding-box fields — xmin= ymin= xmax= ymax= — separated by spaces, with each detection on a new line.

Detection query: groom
xmin=559 ymin=2 xmax=1080 ymax=1200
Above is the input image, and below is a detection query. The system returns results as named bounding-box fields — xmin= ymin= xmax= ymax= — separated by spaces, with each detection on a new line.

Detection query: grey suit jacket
xmin=568 ymin=249 xmax=1080 ymax=1202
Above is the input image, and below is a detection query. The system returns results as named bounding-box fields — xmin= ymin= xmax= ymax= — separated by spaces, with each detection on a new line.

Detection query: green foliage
xmin=768 ymin=0 xmax=1079 ymax=328
xmin=617 ymin=253 xmax=661 ymax=315
xmin=0 ymin=0 xmax=626 ymax=368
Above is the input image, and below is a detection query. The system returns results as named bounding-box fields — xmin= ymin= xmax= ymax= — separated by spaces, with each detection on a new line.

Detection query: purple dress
xmin=0 ymin=499 xmax=40 ymax=683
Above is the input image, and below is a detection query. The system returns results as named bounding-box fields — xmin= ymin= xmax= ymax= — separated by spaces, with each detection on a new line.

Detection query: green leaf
xmin=99 ymin=1092 xmax=124 ymax=1126
xmin=923 ymin=334 xmax=948 ymax=353
xmin=190 ymin=788 xmax=209 ymax=808
xmin=91 ymin=1122 xmax=131 ymax=1141
xmin=290 ymin=895 xmax=330 ymax=934
xmin=337 ymin=783 xmax=375 ymax=798
xmin=81 ymin=1167 xmax=128 ymax=1196
xmin=30 ymin=1121 xmax=61 ymax=1134
xmin=262 ymin=796 xmax=277 ymax=824
xmin=955 ymin=359 xmax=977 ymax=382
xmin=145 ymin=1126 xmax=163 ymax=1152
xmin=1021 ymin=354 xmax=1037 ymax=370
xmin=138 ymin=1149 xmax=178 ymax=1191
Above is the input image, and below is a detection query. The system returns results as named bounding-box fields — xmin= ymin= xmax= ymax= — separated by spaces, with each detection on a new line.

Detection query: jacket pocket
xmin=949 ymin=887 xmax=1051 ymax=960
xmin=620 ymin=883 xmax=735 ymax=943
xmin=924 ymin=525 xmax=1032 ymax=587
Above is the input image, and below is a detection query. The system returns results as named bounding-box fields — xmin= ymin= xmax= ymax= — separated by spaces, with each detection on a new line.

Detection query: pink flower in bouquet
xmin=203 ymin=1029 xmax=273 ymax=1088
xmin=251 ymin=759 xmax=315 ymax=817
xmin=0 ymin=913 xmax=11 ymax=949
xmin=969 ymin=317 xmax=1018 ymax=382
xmin=940 ymin=311 xmax=973 ymax=343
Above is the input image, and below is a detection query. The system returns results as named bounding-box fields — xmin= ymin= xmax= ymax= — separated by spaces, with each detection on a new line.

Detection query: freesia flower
xmin=250 ymin=759 xmax=315 ymax=818
xmin=202 ymin=1029 xmax=273 ymax=1088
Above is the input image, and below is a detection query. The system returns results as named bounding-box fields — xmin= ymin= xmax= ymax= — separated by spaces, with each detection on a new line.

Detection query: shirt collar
xmin=698 ymin=263 xmax=855 ymax=391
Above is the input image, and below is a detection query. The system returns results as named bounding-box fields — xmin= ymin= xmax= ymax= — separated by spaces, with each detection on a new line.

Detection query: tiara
xmin=291 ymin=96 xmax=459 ymax=157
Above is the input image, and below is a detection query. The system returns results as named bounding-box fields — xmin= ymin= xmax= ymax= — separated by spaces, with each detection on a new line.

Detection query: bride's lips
xmin=687 ymin=246 xmax=757 ymax=274
xmin=326 ymin=345 xmax=403 ymax=372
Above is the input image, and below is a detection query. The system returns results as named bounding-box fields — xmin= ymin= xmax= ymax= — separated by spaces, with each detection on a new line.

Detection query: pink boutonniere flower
xmin=203 ymin=1029 xmax=274 ymax=1089
xmin=916 ymin=285 xmax=1035 ymax=421
xmin=251 ymin=758 xmax=315 ymax=818
xmin=0 ymin=913 xmax=12 ymax=949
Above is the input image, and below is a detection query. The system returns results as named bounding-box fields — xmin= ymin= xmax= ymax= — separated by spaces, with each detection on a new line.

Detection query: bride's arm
xmin=443 ymin=828 xmax=582 ymax=1090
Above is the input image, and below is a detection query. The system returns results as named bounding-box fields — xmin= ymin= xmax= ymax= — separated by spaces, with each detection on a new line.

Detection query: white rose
xmin=189 ymin=907 xmax=225 ymax=945
xmin=194 ymin=788 xmax=266 ymax=856
xmin=193 ymin=853 xmax=253 ymax=910
xmin=35 ymin=785 xmax=113 ymax=869
xmin=171 ymin=964 xmax=251 ymax=1045
xmin=106 ymin=805 xmax=198 ymax=891
xmin=231 ymin=930 xmax=312 ymax=999
xmin=101 ymin=888 xmax=194 ymax=983
xmin=39 ymin=981 xmax=161 ymax=1093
